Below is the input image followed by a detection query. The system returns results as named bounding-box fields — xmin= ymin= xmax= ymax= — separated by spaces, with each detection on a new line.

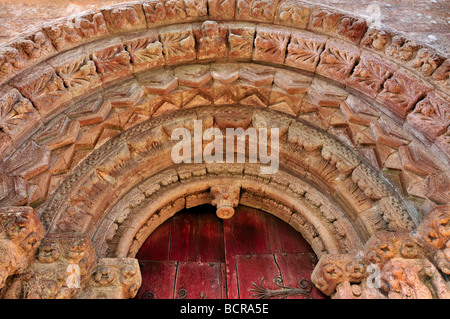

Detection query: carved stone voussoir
xmin=406 ymin=90 xmax=450 ymax=142
xmin=10 ymin=64 xmax=71 ymax=120
xmin=308 ymin=6 xmax=367 ymax=44
xmin=285 ymin=30 xmax=326 ymax=73
xmin=100 ymin=2 xmax=147 ymax=34
xmin=253 ymin=25 xmax=291 ymax=65
xmin=0 ymin=86 xmax=41 ymax=146
xmin=377 ymin=68 xmax=434 ymax=119
xmin=159 ymin=25 xmax=196 ymax=66
xmin=42 ymin=11 xmax=108 ymax=52
xmin=316 ymin=39 xmax=360 ymax=81
xmin=236 ymin=0 xmax=279 ymax=23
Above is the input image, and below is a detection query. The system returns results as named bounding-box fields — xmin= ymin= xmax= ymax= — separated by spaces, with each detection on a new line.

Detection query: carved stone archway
xmin=0 ymin=0 xmax=448 ymax=299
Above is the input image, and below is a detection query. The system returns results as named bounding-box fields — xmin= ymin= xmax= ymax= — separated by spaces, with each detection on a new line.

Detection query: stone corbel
xmin=210 ymin=182 xmax=241 ymax=219
xmin=0 ymin=206 xmax=45 ymax=289
xmin=76 ymin=258 xmax=141 ymax=299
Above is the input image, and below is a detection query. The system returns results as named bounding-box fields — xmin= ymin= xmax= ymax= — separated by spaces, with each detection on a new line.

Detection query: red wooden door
xmin=135 ymin=205 xmax=326 ymax=299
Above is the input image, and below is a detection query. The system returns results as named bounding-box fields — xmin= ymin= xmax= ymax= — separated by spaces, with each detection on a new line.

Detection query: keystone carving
xmin=210 ymin=183 xmax=241 ymax=219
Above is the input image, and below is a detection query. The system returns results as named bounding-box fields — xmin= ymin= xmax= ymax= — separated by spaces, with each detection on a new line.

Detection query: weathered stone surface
xmin=76 ymin=258 xmax=141 ymax=299
xmin=380 ymin=258 xmax=450 ymax=299
xmin=210 ymin=182 xmax=241 ymax=219
xmin=100 ymin=2 xmax=146 ymax=34
xmin=311 ymin=254 xmax=365 ymax=296
xmin=159 ymin=25 xmax=196 ymax=65
xmin=377 ymin=69 xmax=434 ymax=119
xmin=285 ymin=30 xmax=326 ymax=73
xmin=406 ymin=91 xmax=450 ymax=142
xmin=253 ymin=25 xmax=290 ymax=65
xmin=347 ymin=51 xmax=397 ymax=98
xmin=91 ymin=39 xmax=133 ymax=84
xmin=316 ymin=39 xmax=360 ymax=81
xmin=274 ymin=0 xmax=310 ymax=28
xmin=0 ymin=86 xmax=41 ymax=146
xmin=0 ymin=206 xmax=45 ymax=289
xmin=6 ymin=232 xmax=96 ymax=299
xmin=10 ymin=64 xmax=71 ymax=119
xmin=195 ymin=21 xmax=227 ymax=61
xmin=308 ymin=6 xmax=367 ymax=44
xmin=227 ymin=22 xmax=255 ymax=61
xmin=123 ymin=30 xmax=164 ymax=73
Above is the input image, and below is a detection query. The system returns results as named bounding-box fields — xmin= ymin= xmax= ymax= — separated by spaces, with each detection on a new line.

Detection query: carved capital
xmin=381 ymin=258 xmax=450 ymax=299
xmin=415 ymin=205 xmax=450 ymax=274
xmin=311 ymin=254 xmax=366 ymax=296
xmin=2 ymin=232 xmax=96 ymax=299
xmin=362 ymin=231 xmax=423 ymax=270
xmin=210 ymin=182 xmax=241 ymax=219
xmin=77 ymin=258 xmax=141 ymax=299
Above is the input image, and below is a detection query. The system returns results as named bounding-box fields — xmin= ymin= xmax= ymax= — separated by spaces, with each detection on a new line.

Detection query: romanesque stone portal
xmin=0 ymin=0 xmax=448 ymax=299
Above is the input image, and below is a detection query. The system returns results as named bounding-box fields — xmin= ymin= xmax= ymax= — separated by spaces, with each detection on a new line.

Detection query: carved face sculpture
xmin=399 ymin=238 xmax=420 ymax=259
xmin=381 ymin=260 xmax=433 ymax=299
xmin=5 ymin=213 xmax=31 ymax=240
xmin=435 ymin=241 xmax=450 ymax=275
xmin=120 ymin=265 xmax=137 ymax=285
xmin=19 ymin=232 xmax=41 ymax=252
xmin=94 ymin=266 xmax=116 ymax=286
xmin=120 ymin=264 xmax=140 ymax=298
xmin=201 ymin=21 xmax=219 ymax=38
xmin=346 ymin=261 xmax=366 ymax=280
xmin=38 ymin=241 xmax=61 ymax=263
xmin=66 ymin=239 xmax=86 ymax=263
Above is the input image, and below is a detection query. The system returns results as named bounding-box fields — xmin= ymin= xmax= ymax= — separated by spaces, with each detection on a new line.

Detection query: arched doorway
xmin=135 ymin=204 xmax=326 ymax=299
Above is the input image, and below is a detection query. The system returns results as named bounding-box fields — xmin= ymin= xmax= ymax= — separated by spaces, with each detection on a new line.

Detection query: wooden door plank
xmin=136 ymin=218 xmax=172 ymax=261
xmin=223 ymin=218 xmax=239 ymax=299
xmin=197 ymin=207 xmax=224 ymax=262
xmin=170 ymin=210 xmax=198 ymax=262
xmin=174 ymin=261 xmax=224 ymax=299
xmin=135 ymin=261 xmax=177 ymax=299
xmin=235 ymin=254 xmax=282 ymax=299
xmin=274 ymin=253 xmax=326 ymax=299
xmin=264 ymin=213 xmax=282 ymax=254
xmin=232 ymin=206 xmax=272 ymax=255
xmin=276 ymin=217 xmax=315 ymax=254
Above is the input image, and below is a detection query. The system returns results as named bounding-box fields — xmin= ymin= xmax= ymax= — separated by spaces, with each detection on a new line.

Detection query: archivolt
xmin=0 ymin=1 xmax=448 ymax=260
xmin=33 ymin=105 xmax=415 ymax=259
